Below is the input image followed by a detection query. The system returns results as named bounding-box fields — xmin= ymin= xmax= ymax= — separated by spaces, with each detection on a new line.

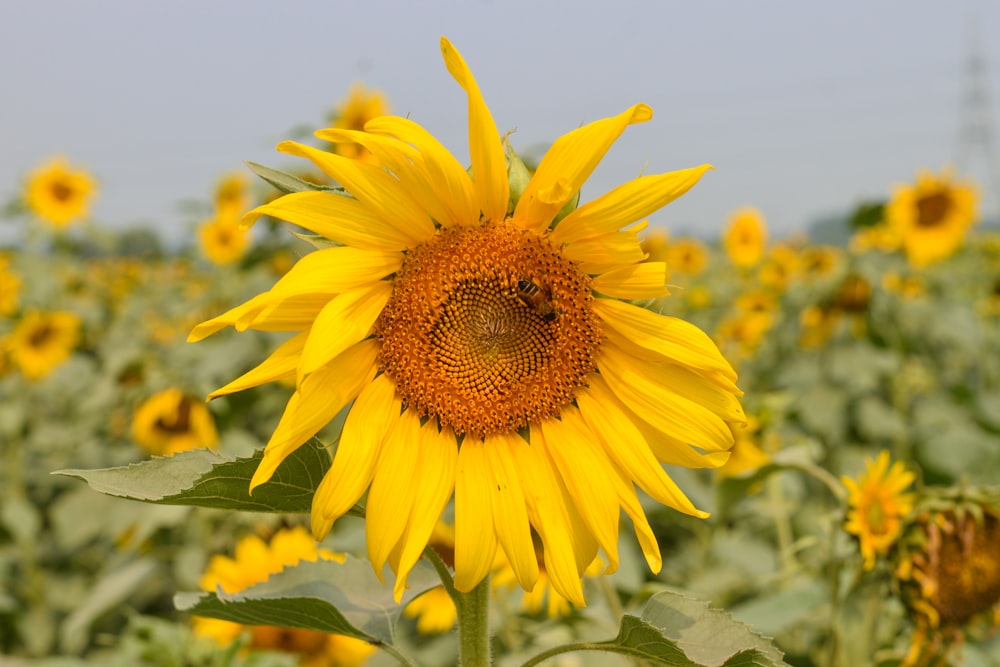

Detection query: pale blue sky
xmin=2 ymin=1 xmax=998 ymax=245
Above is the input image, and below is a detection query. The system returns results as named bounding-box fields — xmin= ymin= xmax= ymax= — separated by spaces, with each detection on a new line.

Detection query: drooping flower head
xmin=193 ymin=527 xmax=376 ymax=667
xmin=723 ymin=206 xmax=767 ymax=268
xmin=190 ymin=38 xmax=744 ymax=605
xmin=885 ymin=167 xmax=979 ymax=267
xmin=2 ymin=310 xmax=81 ymax=380
xmin=131 ymin=388 xmax=219 ymax=456
xmin=25 ymin=156 xmax=97 ymax=230
xmin=842 ymin=450 xmax=916 ymax=570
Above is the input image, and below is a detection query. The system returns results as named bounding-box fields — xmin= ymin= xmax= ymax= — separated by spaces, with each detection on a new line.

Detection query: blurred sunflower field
xmin=3 ymin=47 xmax=1000 ymax=667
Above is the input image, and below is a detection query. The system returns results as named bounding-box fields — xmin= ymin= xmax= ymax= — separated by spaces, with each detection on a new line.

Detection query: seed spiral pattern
xmin=375 ymin=221 xmax=603 ymax=439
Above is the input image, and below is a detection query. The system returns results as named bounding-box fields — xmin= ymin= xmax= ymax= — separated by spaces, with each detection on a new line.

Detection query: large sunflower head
xmin=842 ymin=450 xmax=916 ymax=571
xmin=885 ymin=167 xmax=979 ymax=267
xmin=25 ymin=156 xmax=97 ymax=230
xmin=131 ymin=388 xmax=219 ymax=456
xmin=193 ymin=526 xmax=376 ymax=667
xmin=190 ymin=37 xmax=744 ymax=605
xmin=2 ymin=310 xmax=81 ymax=380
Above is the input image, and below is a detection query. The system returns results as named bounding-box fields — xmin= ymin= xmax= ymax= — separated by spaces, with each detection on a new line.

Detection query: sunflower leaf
xmin=54 ymin=439 xmax=331 ymax=513
xmin=594 ymin=590 xmax=788 ymax=666
xmin=175 ymin=556 xmax=439 ymax=647
xmin=245 ymin=161 xmax=347 ymax=195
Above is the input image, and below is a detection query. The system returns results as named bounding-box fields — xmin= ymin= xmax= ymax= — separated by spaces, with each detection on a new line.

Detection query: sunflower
xmin=2 ymin=310 xmax=81 ymax=380
xmin=885 ymin=168 xmax=979 ymax=267
xmin=25 ymin=156 xmax=97 ymax=229
xmin=723 ymin=207 xmax=767 ymax=268
xmin=193 ymin=526 xmax=376 ymax=667
xmin=190 ymin=37 xmax=744 ymax=605
xmin=0 ymin=255 xmax=21 ymax=316
xmin=665 ymin=237 xmax=709 ymax=276
xmin=131 ymin=388 xmax=219 ymax=456
xmin=198 ymin=214 xmax=250 ymax=265
xmin=328 ymin=83 xmax=391 ymax=163
xmin=842 ymin=450 xmax=916 ymax=570
xmin=214 ymin=171 xmax=251 ymax=220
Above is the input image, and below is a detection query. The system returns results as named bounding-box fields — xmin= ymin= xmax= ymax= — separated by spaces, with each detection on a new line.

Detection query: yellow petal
xmin=593 ymin=298 xmax=737 ymax=381
xmin=485 ymin=432 xmax=538 ymax=592
xmin=207 ymin=332 xmax=306 ymax=400
xmin=243 ymin=191 xmax=418 ymax=251
xmin=606 ymin=462 xmax=663 ymax=573
xmin=188 ymin=292 xmax=272 ymax=342
xmin=250 ymin=339 xmax=378 ymax=491
xmin=392 ymin=422 xmax=458 ymax=601
xmin=576 ymin=374 xmax=707 ymax=518
xmin=440 ymin=37 xmax=509 ymax=223
xmin=277 ymin=140 xmax=436 ymax=241
xmin=597 ymin=342 xmax=734 ymax=454
xmin=508 ymin=432 xmax=585 ymax=606
xmin=312 ymin=373 xmax=400 ymax=535
xmin=366 ymin=409 xmax=422 ymax=579
xmin=591 ymin=262 xmax=669 ymax=299
xmin=552 ymin=165 xmax=713 ymax=245
xmin=561 ymin=226 xmax=648 ymax=275
xmin=454 ymin=440 xmax=499 ymax=592
xmin=514 ymin=104 xmax=652 ymax=233
xmin=365 ymin=115 xmax=478 ymax=227
xmin=298 ymin=281 xmax=391 ymax=381
xmin=539 ymin=409 xmax=620 ymax=572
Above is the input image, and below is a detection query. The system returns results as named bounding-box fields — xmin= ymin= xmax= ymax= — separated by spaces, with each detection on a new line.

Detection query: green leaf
xmin=245 ymin=161 xmax=346 ymax=196
xmin=176 ymin=556 xmax=440 ymax=647
xmin=599 ymin=591 xmax=788 ymax=666
xmin=54 ymin=439 xmax=331 ymax=513
xmin=289 ymin=230 xmax=343 ymax=250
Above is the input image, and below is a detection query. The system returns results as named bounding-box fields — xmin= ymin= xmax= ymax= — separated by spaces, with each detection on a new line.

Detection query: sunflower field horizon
xmin=3 ymin=35 xmax=1000 ymax=667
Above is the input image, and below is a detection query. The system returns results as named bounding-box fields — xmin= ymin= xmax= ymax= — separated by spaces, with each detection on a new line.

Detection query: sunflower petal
xmin=606 ymin=462 xmax=663 ymax=573
xmin=485 ymin=432 xmax=538 ymax=592
xmin=561 ymin=226 xmax=648 ymax=275
xmin=591 ymin=262 xmax=669 ymax=299
xmin=298 ymin=281 xmax=392 ymax=381
xmin=514 ymin=104 xmax=652 ymax=232
xmin=552 ymin=165 xmax=713 ymax=245
xmin=277 ymin=140 xmax=436 ymax=241
xmin=250 ymin=339 xmax=378 ymax=491
xmin=207 ymin=332 xmax=306 ymax=400
xmin=454 ymin=440 xmax=499 ymax=592
xmin=539 ymin=408 xmax=620 ymax=573
xmin=243 ymin=191 xmax=417 ymax=251
xmin=312 ymin=373 xmax=399 ymax=536
xmin=440 ymin=37 xmax=508 ymax=222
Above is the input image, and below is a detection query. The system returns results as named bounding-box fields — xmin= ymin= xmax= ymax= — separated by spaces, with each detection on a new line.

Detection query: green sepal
xmin=55 ymin=439 xmax=333 ymax=514
xmin=594 ymin=590 xmax=788 ymax=667
xmin=505 ymin=138 xmax=532 ymax=216
xmin=290 ymin=230 xmax=343 ymax=250
xmin=245 ymin=161 xmax=347 ymax=196
xmin=176 ymin=556 xmax=440 ymax=647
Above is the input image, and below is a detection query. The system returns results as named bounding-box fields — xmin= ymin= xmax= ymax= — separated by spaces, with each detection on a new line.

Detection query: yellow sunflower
xmin=842 ymin=450 xmax=916 ymax=570
xmin=193 ymin=526 xmax=376 ymax=667
xmin=25 ymin=156 xmax=97 ymax=229
xmin=198 ymin=215 xmax=251 ymax=265
xmin=190 ymin=37 xmax=744 ymax=606
xmin=666 ymin=237 xmax=709 ymax=276
xmin=2 ymin=310 xmax=81 ymax=380
xmin=215 ymin=171 xmax=251 ymax=221
xmin=723 ymin=207 xmax=767 ymax=268
xmin=885 ymin=167 xmax=979 ymax=267
xmin=131 ymin=388 xmax=219 ymax=456
xmin=0 ymin=255 xmax=21 ymax=316
xmin=328 ymin=83 xmax=391 ymax=163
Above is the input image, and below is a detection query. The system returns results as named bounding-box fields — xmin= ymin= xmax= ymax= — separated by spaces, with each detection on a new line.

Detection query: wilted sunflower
xmin=2 ymin=310 xmax=81 ymax=380
xmin=723 ymin=206 xmax=767 ymax=268
xmin=885 ymin=168 xmax=978 ymax=267
xmin=842 ymin=450 xmax=916 ymax=571
xmin=131 ymin=388 xmax=219 ymax=456
xmin=194 ymin=526 xmax=376 ymax=667
xmin=25 ymin=156 xmax=97 ymax=229
xmin=191 ymin=37 xmax=744 ymax=605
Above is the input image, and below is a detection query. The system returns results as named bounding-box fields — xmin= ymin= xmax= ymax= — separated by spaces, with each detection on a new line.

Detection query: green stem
xmin=424 ymin=546 xmax=492 ymax=666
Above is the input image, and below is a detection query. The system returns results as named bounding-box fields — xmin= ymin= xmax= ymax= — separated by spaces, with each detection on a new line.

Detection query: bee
xmin=515 ymin=278 xmax=558 ymax=322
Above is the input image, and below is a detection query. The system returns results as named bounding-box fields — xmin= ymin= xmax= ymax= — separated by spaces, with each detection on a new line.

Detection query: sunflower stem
xmin=455 ymin=575 xmax=492 ymax=667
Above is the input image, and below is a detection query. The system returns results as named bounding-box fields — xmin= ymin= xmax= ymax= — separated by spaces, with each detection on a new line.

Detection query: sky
xmin=2 ymin=1 xmax=999 ymax=247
